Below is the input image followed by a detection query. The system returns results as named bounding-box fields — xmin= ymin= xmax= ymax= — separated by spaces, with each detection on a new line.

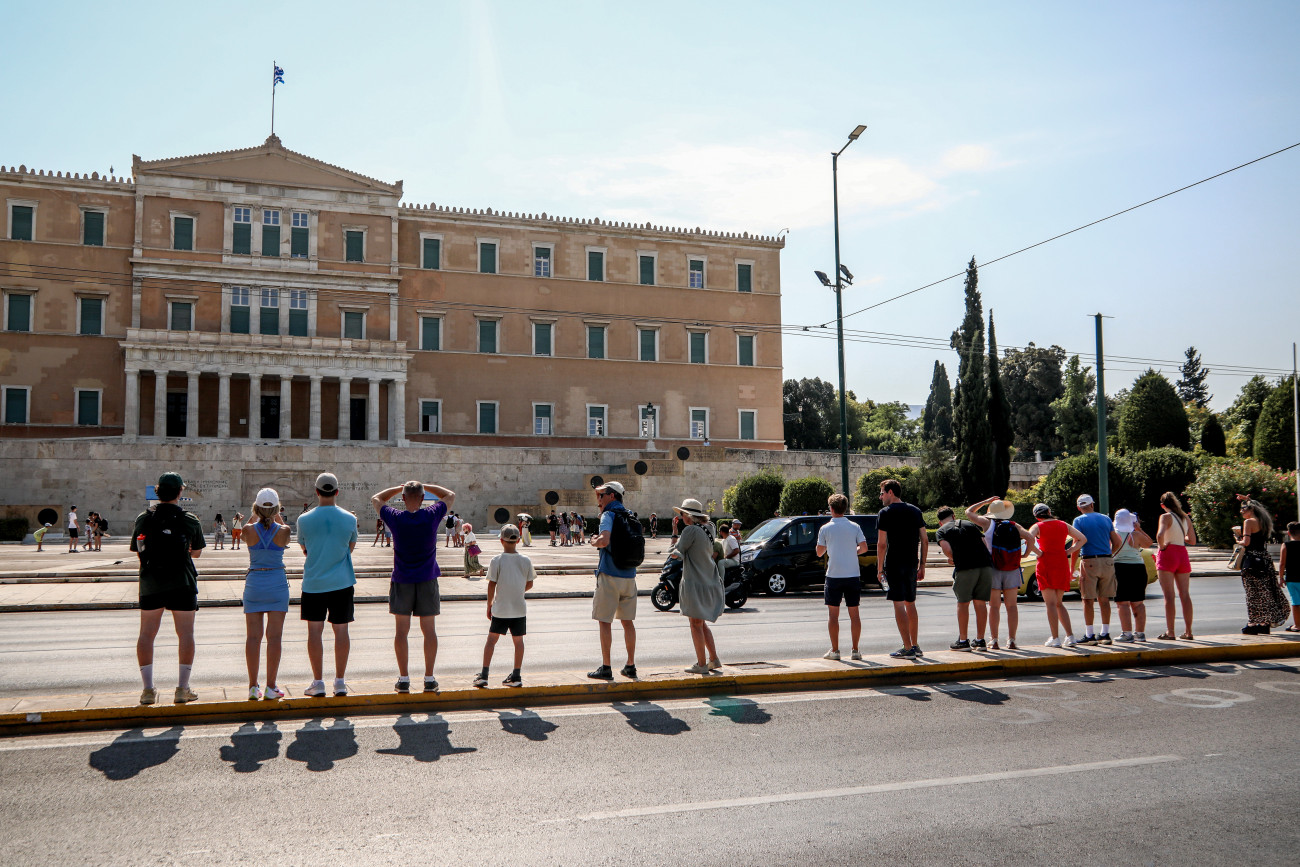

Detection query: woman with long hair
xmin=242 ymin=488 xmax=291 ymax=700
xmin=1027 ymin=503 xmax=1088 ymax=648
xmin=1155 ymin=492 xmax=1197 ymax=640
xmin=1236 ymin=497 xmax=1289 ymax=634
xmin=670 ymin=498 xmax=724 ymax=674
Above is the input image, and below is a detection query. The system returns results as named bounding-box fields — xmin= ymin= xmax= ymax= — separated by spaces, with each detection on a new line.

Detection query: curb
xmin=3 ymin=636 xmax=1296 ymax=737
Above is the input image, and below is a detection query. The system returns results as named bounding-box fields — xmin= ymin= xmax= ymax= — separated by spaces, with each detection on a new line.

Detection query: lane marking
xmin=558 ymin=755 xmax=1182 ymax=821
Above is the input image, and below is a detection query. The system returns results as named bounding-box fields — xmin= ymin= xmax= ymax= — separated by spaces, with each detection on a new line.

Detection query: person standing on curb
xmin=1237 ymin=497 xmax=1289 ymax=634
xmin=1029 ymin=503 xmax=1088 ymax=648
xmin=671 ymin=498 xmax=725 ymax=674
xmin=1112 ymin=509 xmax=1153 ymax=642
xmin=131 ymin=472 xmax=205 ymax=705
xmin=877 ymin=479 xmax=928 ymax=660
xmin=936 ymin=506 xmax=994 ymax=651
xmin=1154 ymin=492 xmax=1197 ymax=640
xmin=588 ymin=481 xmax=643 ymax=680
xmin=1071 ymin=494 xmax=1121 ymax=645
xmin=963 ymin=497 xmax=1032 ymax=650
xmin=372 ymin=480 xmax=453 ymax=694
xmin=296 ymin=472 xmax=358 ymax=697
xmin=474 ymin=523 xmax=536 ymax=688
xmin=815 ymin=493 xmax=868 ymax=661
xmin=1280 ymin=522 xmax=1300 ymax=632
xmin=242 ymin=488 xmax=291 ymax=701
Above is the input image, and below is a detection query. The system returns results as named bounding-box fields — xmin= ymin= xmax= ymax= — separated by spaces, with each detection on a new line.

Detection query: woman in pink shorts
xmin=1155 ymin=491 xmax=1197 ymax=640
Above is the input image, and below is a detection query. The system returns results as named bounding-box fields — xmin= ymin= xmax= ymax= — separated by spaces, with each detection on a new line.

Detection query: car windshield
xmin=743 ymin=518 xmax=789 ymax=545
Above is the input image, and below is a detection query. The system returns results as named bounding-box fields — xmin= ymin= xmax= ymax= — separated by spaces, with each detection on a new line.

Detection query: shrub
xmin=1035 ymin=453 xmax=1139 ymax=522
xmin=1200 ymin=414 xmax=1227 ymax=457
xmin=778 ymin=476 xmax=835 ymax=517
xmin=1185 ymin=457 xmax=1298 ymax=548
xmin=721 ymin=466 xmax=785 ymax=528
xmin=0 ymin=517 xmax=30 ymax=542
xmin=1254 ymin=377 xmax=1297 ymax=471
xmin=1120 ymin=447 xmax=1205 ymax=523
xmin=1119 ymin=370 xmax=1191 ymax=452
xmin=854 ymin=465 xmax=916 ymax=513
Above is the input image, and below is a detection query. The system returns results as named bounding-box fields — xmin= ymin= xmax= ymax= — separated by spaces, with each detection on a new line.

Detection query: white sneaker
xmin=1063 ymin=635 xmax=1078 ymax=648
xmin=1119 ymin=632 xmax=1134 ymax=642
xmin=333 ymin=679 xmax=348 ymax=697
xmin=247 ymin=685 xmax=262 ymax=701
xmin=304 ymin=680 xmax=326 ymax=697
xmin=823 ymin=650 xmax=841 ymax=661
xmin=264 ymin=685 xmax=285 ymax=700
xmin=1044 ymin=636 xmax=1062 ymax=648
xmin=850 ymin=650 xmax=862 ymax=660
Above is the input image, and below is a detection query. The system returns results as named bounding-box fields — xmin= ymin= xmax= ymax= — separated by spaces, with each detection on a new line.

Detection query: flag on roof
xmin=273 ymin=64 xmax=285 ymax=86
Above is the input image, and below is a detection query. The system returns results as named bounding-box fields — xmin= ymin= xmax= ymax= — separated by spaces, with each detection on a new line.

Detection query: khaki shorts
xmin=592 ymin=572 xmax=638 ymax=622
xmin=952 ymin=567 xmax=993 ymax=604
xmin=1079 ymin=556 xmax=1117 ymax=600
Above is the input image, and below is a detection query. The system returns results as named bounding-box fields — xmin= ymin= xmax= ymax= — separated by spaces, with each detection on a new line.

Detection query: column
xmin=153 ymin=371 xmax=168 ymax=438
xmin=337 ymin=376 xmax=352 ymax=441
xmin=186 ymin=372 xmax=199 ymax=438
xmin=248 ymin=373 xmax=261 ymax=440
xmin=391 ymin=379 xmax=406 ymax=446
xmin=309 ymin=376 xmax=323 ymax=441
xmin=367 ymin=378 xmax=380 ymax=442
xmin=217 ymin=373 xmax=230 ymax=439
xmin=279 ymin=376 xmax=293 ymax=440
xmin=123 ymin=368 xmax=139 ymax=441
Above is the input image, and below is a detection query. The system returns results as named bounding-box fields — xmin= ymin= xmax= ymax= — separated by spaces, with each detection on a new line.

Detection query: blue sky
xmin=3 ymin=0 xmax=1297 ymax=410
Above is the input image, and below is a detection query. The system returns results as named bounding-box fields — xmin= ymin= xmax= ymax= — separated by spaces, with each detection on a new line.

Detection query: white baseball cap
xmin=1076 ymin=493 xmax=1095 ymax=507
xmin=254 ymin=487 xmax=280 ymax=509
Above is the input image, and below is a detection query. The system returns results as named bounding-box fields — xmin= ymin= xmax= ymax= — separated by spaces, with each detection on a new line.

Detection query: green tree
xmin=855 ymin=465 xmax=917 ymax=513
xmin=920 ymin=361 xmax=954 ymax=448
xmin=1118 ymin=370 xmax=1190 ymax=452
xmin=1186 ymin=457 xmax=1298 ymax=547
xmin=1200 ymin=413 xmax=1227 ymax=456
xmin=1253 ymin=376 xmax=1297 ymax=470
xmin=782 ymin=377 xmax=836 ymax=450
xmin=721 ymin=466 xmax=785 ymax=528
xmin=1223 ymin=375 xmax=1272 ymax=457
xmin=1051 ymin=355 xmax=1096 ymax=456
xmin=911 ymin=440 xmax=965 ymax=511
xmin=1176 ymin=346 xmax=1212 ymax=408
xmin=1001 ymin=343 xmax=1066 ymax=457
xmin=950 ymin=257 xmax=993 ymax=500
xmin=859 ymin=400 xmax=920 ymax=453
xmin=778 ymin=476 xmax=836 ymax=517
xmin=987 ymin=313 xmax=1013 ymax=495
xmin=1122 ymin=447 xmax=1204 ymax=522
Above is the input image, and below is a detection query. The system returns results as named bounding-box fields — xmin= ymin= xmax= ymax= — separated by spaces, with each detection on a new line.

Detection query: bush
xmin=854 ymin=465 xmax=916 ymax=513
xmin=911 ymin=442 xmax=964 ymax=511
xmin=1185 ymin=457 xmax=1298 ymax=548
xmin=1200 ymin=414 xmax=1227 ymax=457
xmin=1035 ymin=453 xmax=1139 ymax=522
xmin=0 ymin=517 xmax=30 ymax=542
xmin=1119 ymin=370 xmax=1191 ymax=452
xmin=721 ymin=466 xmax=785 ymax=529
xmin=778 ymin=476 xmax=836 ymax=517
xmin=1254 ymin=377 xmax=1297 ymax=470
xmin=1121 ymin=447 xmax=1206 ymax=523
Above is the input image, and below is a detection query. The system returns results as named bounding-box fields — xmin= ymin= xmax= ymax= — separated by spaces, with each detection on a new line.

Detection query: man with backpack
xmin=936 ymin=506 xmax=995 ymax=650
xmin=965 ymin=497 xmax=1034 ymax=649
xmin=130 ymin=471 xmax=206 ymax=705
xmin=588 ymin=481 xmax=644 ymax=680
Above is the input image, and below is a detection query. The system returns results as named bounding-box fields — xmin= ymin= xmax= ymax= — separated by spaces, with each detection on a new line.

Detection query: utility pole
xmin=1293 ymin=343 xmax=1298 ymax=516
xmin=1094 ymin=314 xmax=1110 ymax=514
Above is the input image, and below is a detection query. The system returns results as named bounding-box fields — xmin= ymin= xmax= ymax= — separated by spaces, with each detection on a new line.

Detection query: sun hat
xmin=1114 ymin=509 xmax=1137 ymax=534
xmin=672 ymin=498 xmax=709 ymax=519
xmin=988 ymin=500 xmax=1015 ymax=521
xmin=254 ymin=488 xmax=280 ymax=510
xmin=1032 ymin=503 xmax=1052 ymax=518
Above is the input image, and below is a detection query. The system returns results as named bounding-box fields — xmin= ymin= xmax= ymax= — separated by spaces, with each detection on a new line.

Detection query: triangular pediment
xmin=133 ymin=135 xmax=402 ymax=195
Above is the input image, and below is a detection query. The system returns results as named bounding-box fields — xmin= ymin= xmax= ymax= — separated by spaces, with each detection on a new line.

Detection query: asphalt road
xmin=1 ymin=658 xmax=1297 ymax=865
xmin=0 ymin=576 xmax=1260 ymax=699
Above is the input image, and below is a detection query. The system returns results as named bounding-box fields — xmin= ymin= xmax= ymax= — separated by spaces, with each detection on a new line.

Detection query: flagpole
xmin=271 ymin=60 xmax=277 ymax=136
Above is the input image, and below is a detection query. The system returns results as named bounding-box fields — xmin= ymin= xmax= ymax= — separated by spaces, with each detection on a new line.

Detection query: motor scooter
xmin=651 ymin=555 xmax=748 ymax=612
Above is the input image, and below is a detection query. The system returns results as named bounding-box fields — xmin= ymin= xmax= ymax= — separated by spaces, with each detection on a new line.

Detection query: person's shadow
xmin=285 ymin=718 xmax=357 ymax=771
xmin=88 ymin=726 xmax=184 ymax=780
xmin=497 ymin=710 xmax=559 ymax=741
xmin=220 ymin=722 xmax=282 ymax=772
xmin=704 ymin=697 xmax=772 ymax=725
xmin=376 ymin=714 xmax=477 ymax=762
xmin=613 ymin=701 xmax=691 ymax=735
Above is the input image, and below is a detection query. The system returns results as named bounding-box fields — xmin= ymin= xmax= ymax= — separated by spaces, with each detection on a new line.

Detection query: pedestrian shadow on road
xmin=497 ymin=710 xmax=559 ymax=741
xmin=376 ymin=713 xmax=477 ymax=762
xmin=613 ymin=700 xmax=691 ymax=735
xmin=219 ymin=722 xmax=281 ymax=772
xmin=876 ymin=686 xmax=931 ymax=702
xmin=88 ymin=725 xmax=184 ymax=780
xmin=285 ymin=718 xmax=357 ymax=771
xmin=704 ymin=697 xmax=772 ymax=725
xmin=929 ymin=683 xmax=1011 ymax=705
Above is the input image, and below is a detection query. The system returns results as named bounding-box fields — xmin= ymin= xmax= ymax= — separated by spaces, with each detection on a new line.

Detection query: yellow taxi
xmin=1018 ymin=548 xmax=1158 ymax=600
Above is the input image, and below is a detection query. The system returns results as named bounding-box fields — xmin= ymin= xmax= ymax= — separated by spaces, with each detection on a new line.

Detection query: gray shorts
xmin=991 ymin=568 xmax=1023 ymax=591
xmin=389 ymin=580 xmax=440 ymax=617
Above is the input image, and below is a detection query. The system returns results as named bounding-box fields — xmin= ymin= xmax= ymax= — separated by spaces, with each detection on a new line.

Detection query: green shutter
xmin=737 ymin=263 xmax=752 ymax=293
xmin=639 ymin=255 xmax=654 ymax=285
xmin=690 ymin=332 xmax=706 ymax=363
xmin=479 ymin=243 xmax=496 ymax=274
xmin=83 ymin=211 xmax=104 ymax=246
xmin=421 ymin=401 xmax=440 ymax=432
xmin=739 ymin=335 xmax=754 ymax=366
xmin=479 ymin=403 xmax=496 ymax=434
xmin=421 ymin=317 xmax=441 ymax=351
xmin=423 ymin=238 xmax=441 ymax=270
xmin=4 ymin=389 xmax=26 ymax=424
xmin=740 ymin=412 xmax=755 ymax=440
xmin=587 ymin=251 xmax=603 ymax=281
xmin=10 ymin=206 xmax=33 ymax=241
xmin=344 ymin=312 xmax=364 ymax=339
xmin=230 ymin=306 xmax=250 ymax=334
xmin=79 ymin=298 xmax=103 ymax=335
xmin=288 ymin=309 xmax=308 ymax=336
xmin=77 ymin=391 xmax=99 ymax=426
xmin=346 ymin=231 xmax=364 ymax=262
xmin=170 ymin=302 xmax=191 ymax=330
xmin=640 ymin=329 xmax=656 ymax=361
xmin=535 ymin=322 xmax=551 ymax=356
xmin=588 ymin=326 xmax=604 ymax=359
xmin=260 ymin=306 xmax=279 ymax=335
xmin=262 ymin=225 xmax=280 ymax=257
xmin=232 ymin=223 xmax=251 ymax=254
xmin=7 ymin=294 xmax=31 ymax=331
xmin=291 ymin=226 xmax=309 ymax=258
xmin=479 ymin=320 xmax=497 ymax=353
xmin=173 ymin=217 xmax=193 ymax=251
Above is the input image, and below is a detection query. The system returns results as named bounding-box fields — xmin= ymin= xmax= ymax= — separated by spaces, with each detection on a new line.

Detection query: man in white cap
xmin=588 ymin=480 xmax=640 ymax=680
xmin=1071 ymin=493 xmax=1121 ymax=645
xmin=296 ymin=472 xmax=358 ymax=697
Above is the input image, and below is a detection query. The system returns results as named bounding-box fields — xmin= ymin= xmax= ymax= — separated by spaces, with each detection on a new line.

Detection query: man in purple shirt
xmin=371 ymin=479 xmax=455 ymax=693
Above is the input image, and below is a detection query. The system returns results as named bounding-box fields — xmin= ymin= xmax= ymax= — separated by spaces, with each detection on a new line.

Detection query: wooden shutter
xmin=82 ymin=211 xmax=104 ymax=246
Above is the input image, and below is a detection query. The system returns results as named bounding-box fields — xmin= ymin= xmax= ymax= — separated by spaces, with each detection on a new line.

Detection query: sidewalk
xmin=4 ymin=632 xmax=1295 ymax=736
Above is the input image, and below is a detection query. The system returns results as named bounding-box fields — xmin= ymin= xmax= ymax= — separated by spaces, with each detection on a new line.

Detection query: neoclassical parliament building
xmin=0 ymin=136 xmax=785 ymax=451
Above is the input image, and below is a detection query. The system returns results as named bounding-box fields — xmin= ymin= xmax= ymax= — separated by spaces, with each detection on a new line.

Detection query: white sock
xmin=396 ymin=675 xmax=410 ymax=684
xmin=178 ymin=664 xmax=192 ymax=689
xmin=1085 ymin=627 xmax=1095 ymax=637
xmin=140 ymin=664 xmax=154 ymax=689
xmin=334 ymin=677 xmax=346 ymax=688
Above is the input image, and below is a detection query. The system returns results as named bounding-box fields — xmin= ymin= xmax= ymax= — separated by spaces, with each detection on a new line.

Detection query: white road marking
xmin=558 ymin=755 xmax=1182 ymax=821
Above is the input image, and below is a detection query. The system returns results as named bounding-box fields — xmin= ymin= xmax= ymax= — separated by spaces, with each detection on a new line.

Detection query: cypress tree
xmin=950 ymin=257 xmax=993 ymax=500
xmin=1200 ymin=414 xmax=1227 ymax=457
xmin=1118 ymin=370 xmax=1191 ymax=452
xmin=921 ymin=361 xmax=954 ymax=448
xmin=988 ymin=313 xmax=1013 ymax=495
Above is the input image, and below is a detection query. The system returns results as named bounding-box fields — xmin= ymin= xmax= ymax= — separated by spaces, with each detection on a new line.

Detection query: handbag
xmin=466 ymin=543 xmax=481 ymax=557
xmin=1227 ymin=544 xmax=1244 ymax=571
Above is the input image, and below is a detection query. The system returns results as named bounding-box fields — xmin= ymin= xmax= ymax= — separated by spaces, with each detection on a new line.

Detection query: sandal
xmin=1179 ymin=633 xmax=1194 ymax=640
xmin=1286 ymin=626 xmax=1300 ymax=633
xmin=1157 ymin=633 xmax=1176 ymax=640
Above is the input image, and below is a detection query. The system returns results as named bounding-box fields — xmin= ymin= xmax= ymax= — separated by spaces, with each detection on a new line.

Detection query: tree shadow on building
xmin=88 ymin=726 xmax=185 ymax=780
xmin=376 ymin=713 xmax=477 ymax=762
xmin=285 ymin=718 xmax=357 ymax=772
xmin=497 ymin=710 xmax=559 ymax=741
xmin=613 ymin=700 xmax=691 ymax=735
xmin=219 ymin=721 xmax=281 ymax=772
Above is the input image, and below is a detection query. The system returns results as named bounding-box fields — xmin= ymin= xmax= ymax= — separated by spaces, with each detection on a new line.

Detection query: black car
xmin=740 ymin=515 xmax=880 ymax=596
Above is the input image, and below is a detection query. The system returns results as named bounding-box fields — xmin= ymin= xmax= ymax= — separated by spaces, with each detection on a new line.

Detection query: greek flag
xmin=273 ymin=64 xmax=285 ymax=86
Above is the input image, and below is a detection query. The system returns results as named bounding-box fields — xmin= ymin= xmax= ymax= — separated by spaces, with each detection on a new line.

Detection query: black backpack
xmin=607 ymin=510 xmax=645 ymax=570
xmin=990 ymin=519 xmax=1023 ymax=570
xmin=139 ymin=508 xmax=194 ymax=576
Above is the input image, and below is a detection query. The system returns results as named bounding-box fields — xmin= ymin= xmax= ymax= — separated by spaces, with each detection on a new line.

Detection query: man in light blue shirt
xmin=588 ymin=481 xmax=639 ymax=681
xmin=1071 ymin=493 xmax=1122 ymax=645
xmin=296 ymin=472 xmax=358 ymax=697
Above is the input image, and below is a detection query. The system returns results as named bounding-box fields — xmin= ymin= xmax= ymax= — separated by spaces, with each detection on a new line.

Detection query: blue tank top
xmin=246 ymin=522 xmax=286 ymax=572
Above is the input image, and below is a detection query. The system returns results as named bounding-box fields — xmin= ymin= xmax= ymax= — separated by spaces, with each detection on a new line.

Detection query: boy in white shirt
xmin=474 ymin=524 xmax=536 ymax=688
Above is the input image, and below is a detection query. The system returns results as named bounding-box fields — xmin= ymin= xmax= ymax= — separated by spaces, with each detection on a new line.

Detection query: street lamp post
xmin=643 ymin=401 xmax=656 ymax=451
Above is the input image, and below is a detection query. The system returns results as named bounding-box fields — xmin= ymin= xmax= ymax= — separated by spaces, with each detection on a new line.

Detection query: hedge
xmin=0 ymin=517 xmax=30 ymax=542
xmin=854 ymin=466 xmax=916 ymax=513
xmin=778 ymin=476 xmax=835 ymax=517
xmin=1185 ymin=458 xmax=1297 ymax=548
xmin=721 ymin=466 xmax=785 ymax=529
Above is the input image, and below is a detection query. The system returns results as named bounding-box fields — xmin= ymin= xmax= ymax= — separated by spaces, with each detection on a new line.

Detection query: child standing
xmin=474 ymin=524 xmax=536 ymax=688
xmin=1282 ymin=522 xmax=1300 ymax=633
xmin=213 ymin=514 xmax=227 ymax=550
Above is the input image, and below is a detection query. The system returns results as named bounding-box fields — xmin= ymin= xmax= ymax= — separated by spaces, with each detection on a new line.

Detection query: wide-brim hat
xmin=1114 ymin=509 xmax=1137 ymax=534
xmin=988 ymin=500 xmax=1015 ymax=521
xmin=672 ymin=498 xmax=709 ymax=519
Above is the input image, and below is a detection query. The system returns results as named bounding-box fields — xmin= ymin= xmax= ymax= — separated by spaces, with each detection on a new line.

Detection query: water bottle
xmin=136 ymin=533 xmax=146 ymax=553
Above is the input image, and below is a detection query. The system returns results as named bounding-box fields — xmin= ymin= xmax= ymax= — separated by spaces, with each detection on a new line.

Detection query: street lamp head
xmin=838 ymin=264 xmax=854 ymax=283
xmin=814 ymin=270 xmax=833 ymax=287
xmin=847 ymin=124 xmax=867 ymax=141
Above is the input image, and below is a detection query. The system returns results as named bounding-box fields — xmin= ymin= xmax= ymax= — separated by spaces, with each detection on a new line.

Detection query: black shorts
xmin=885 ymin=570 xmax=918 ymax=603
xmin=489 ymin=616 xmax=527 ymax=636
xmin=1114 ymin=562 xmax=1148 ymax=603
xmin=300 ymin=586 xmax=355 ymax=624
xmin=139 ymin=588 xmax=199 ymax=611
xmin=389 ymin=580 xmax=440 ymax=617
xmin=68 ymin=528 xmax=79 ymax=539
xmin=824 ymin=577 xmax=861 ymax=608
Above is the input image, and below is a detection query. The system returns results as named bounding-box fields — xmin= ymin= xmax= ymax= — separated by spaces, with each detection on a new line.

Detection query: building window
xmin=78 ymin=297 xmax=104 ymax=336
xmin=5 ymin=293 xmax=32 ymax=332
xmin=533 ymin=245 xmax=552 ymax=278
xmin=739 ymin=410 xmax=757 ymax=441
xmin=737 ymin=262 xmax=753 ymax=293
xmin=230 ymin=286 xmax=251 ymax=334
xmin=478 ymin=319 xmax=498 ymax=353
xmin=420 ymin=399 xmax=441 ymax=433
xmin=737 ymin=334 xmax=755 ymax=366
xmin=172 ymin=216 xmax=194 ymax=251
xmin=82 ymin=210 xmax=105 ymax=247
xmin=533 ymin=321 xmax=552 ymax=356
xmin=232 ymin=207 xmax=252 ymax=254
xmin=689 ymin=331 xmax=708 ymax=364
xmin=288 ymin=289 xmax=308 ymax=336
xmin=638 ymin=254 xmax=655 ymax=286
xmin=478 ymin=240 xmax=498 ymax=274
xmin=688 ymin=257 xmax=705 ymax=289
xmin=342 ymin=310 xmax=366 ymax=340
xmin=639 ymin=328 xmax=658 ymax=362
xmin=422 ymin=237 xmax=441 ymax=270
xmin=420 ymin=316 xmax=441 ymax=351
xmin=639 ymin=405 xmax=659 ymax=438
xmin=169 ymin=301 xmax=192 ymax=331
xmin=3 ymin=386 xmax=29 ymax=424
xmin=587 ymin=249 xmax=605 ymax=282
xmin=262 ymin=210 xmax=281 ymax=257
xmin=259 ymin=288 xmax=279 ymax=335
xmin=587 ymin=405 xmax=606 ymax=437
xmin=587 ymin=325 xmax=606 ymax=359
xmin=690 ymin=408 xmax=709 ymax=439
xmin=345 ymin=230 xmax=364 ymax=263
xmin=533 ymin=403 xmax=553 ymax=436
xmin=75 ymin=389 xmax=101 ymax=426
xmin=291 ymin=212 xmax=309 ymax=258
xmin=8 ymin=204 xmax=34 ymax=241
xmin=477 ymin=401 xmax=498 ymax=434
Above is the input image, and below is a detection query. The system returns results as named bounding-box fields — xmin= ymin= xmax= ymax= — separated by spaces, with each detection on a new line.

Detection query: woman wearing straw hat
xmin=964 ymin=496 xmax=1034 ymax=650
xmin=670 ymin=498 xmax=724 ymax=674
xmin=243 ymin=487 xmax=292 ymax=701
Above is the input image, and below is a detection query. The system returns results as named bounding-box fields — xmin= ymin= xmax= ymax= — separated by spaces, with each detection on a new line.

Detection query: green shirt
xmin=130 ymin=503 xmax=206 ymax=596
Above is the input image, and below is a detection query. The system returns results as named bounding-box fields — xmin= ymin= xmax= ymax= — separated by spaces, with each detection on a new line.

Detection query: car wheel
xmin=1023 ymin=575 xmax=1042 ymax=602
xmin=766 ymin=572 xmax=789 ymax=596
xmin=651 ymin=583 xmax=677 ymax=612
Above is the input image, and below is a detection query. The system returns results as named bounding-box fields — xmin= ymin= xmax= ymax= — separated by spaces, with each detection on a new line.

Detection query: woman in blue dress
xmin=243 ymin=487 xmax=291 ymax=700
